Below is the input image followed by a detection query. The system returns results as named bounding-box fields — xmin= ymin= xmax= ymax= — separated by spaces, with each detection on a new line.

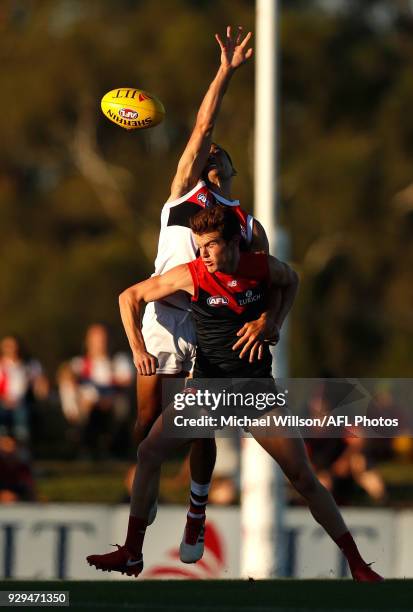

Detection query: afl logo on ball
xmin=207 ymin=296 xmax=229 ymax=307
xmin=119 ymin=108 xmax=138 ymax=119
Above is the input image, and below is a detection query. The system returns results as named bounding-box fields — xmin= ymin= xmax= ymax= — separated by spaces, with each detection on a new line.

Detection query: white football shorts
xmin=141 ymin=301 xmax=196 ymax=375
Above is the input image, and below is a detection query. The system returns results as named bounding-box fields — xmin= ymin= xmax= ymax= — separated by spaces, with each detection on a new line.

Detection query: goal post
xmin=240 ymin=0 xmax=287 ymax=579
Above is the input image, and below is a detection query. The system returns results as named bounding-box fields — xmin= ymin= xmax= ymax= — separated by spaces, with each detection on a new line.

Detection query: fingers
xmin=239 ymin=337 xmax=255 ymax=359
xmin=248 ymin=340 xmax=261 ymax=363
xmin=218 ymin=26 xmax=250 ymax=47
xmin=240 ymin=31 xmax=252 ymax=48
xmin=215 ymin=33 xmax=225 ymax=52
xmin=245 ymin=48 xmax=253 ymax=60
xmin=237 ymin=334 xmax=265 ymax=361
xmin=232 ymin=325 xmax=249 ymax=350
xmin=136 ymin=355 xmax=158 ymax=376
xmin=237 ymin=323 xmax=248 ymax=337
xmin=232 ymin=336 xmax=245 ymax=351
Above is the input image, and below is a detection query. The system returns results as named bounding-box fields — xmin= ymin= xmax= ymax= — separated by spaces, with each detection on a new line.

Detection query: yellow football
xmin=100 ymin=87 xmax=165 ymax=130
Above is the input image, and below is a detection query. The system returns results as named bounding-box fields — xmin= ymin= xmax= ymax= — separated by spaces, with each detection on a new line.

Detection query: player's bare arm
xmin=250 ymin=218 xmax=270 ymax=254
xmin=232 ymin=222 xmax=271 ymax=362
xmin=232 ymin=258 xmax=299 ymax=362
xmin=267 ymin=256 xmax=299 ymax=330
xmin=119 ymin=265 xmax=194 ymax=375
xmin=169 ymin=26 xmax=253 ymax=200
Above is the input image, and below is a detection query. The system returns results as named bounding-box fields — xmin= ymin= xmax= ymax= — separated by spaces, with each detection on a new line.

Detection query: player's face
xmin=195 ymin=231 xmax=237 ymax=273
xmin=205 ymin=144 xmax=235 ymax=181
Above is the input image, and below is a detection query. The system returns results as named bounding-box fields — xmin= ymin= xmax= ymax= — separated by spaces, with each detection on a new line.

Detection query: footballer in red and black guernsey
xmin=188 ymin=251 xmax=273 ymax=378
xmin=104 ymin=205 xmax=384 ymax=583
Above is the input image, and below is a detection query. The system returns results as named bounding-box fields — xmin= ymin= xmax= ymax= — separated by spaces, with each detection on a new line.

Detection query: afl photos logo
xmin=207 ymin=296 xmax=229 ymax=307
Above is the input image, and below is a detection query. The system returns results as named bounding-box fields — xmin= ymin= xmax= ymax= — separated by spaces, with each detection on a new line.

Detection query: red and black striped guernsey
xmin=187 ymin=252 xmax=273 ymax=378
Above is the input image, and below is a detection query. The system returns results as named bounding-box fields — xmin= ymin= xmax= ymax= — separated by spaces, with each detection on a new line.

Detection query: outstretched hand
xmin=215 ymin=25 xmax=253 ymax=71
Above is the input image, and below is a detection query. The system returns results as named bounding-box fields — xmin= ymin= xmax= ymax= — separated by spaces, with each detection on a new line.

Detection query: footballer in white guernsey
xmin=133 ymin=29 xmax=270 ymax=518
xmin=88 ymin=26 xmax=278 ymax=575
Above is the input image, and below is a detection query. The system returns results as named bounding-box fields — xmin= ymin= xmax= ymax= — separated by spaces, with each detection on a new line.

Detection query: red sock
xmin=124 ymin=516 xmax=147 ymax=557
xmin=187 ymin=490 xmax=208 ymax=522
xmin=335 ymin=531 xmax=366 ymax=572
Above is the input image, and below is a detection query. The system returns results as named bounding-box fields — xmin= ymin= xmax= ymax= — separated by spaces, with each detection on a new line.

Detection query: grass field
xmin=4 ymin=580 xmax=413 ymax=612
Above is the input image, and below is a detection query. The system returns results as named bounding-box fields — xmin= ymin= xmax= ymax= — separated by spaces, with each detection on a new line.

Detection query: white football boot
xmin=179 ymin=518 xmax=205 ymax=563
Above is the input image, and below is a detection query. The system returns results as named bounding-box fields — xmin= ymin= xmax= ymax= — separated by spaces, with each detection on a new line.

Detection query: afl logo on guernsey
xmin=207 ymin=296 xmax=229 ymax=307
xmin=197 ymin=192 xmax=210 ymax=206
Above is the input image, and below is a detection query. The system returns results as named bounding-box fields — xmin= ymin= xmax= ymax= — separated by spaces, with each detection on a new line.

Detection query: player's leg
xmin=135 ymin=371 xmax=185 ymax=446
xmin=179 ymin=436 xmax=217 ymax=563
xmin=250 ymin=429 xmax=384 ymax=581
xmin=137 ymin=364 xmax=216 ymax=564
xmin=135 ymin=371 xmax=187 ymax=525
xmin=179 ymin=318 xmax=217 ymax=560
xmin=134 ymin=301 xmax=186 ymax=444
xmin=87 ymin=405 xmax=192 ymax=576
xmin=137 ymin=369 xmax=217 ymax=523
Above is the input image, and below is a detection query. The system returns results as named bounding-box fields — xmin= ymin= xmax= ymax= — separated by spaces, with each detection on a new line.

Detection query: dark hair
xmin=190 ymin=205 xmax=241 ymax=243
xmin=201 ymin=143 xmax=237 ymax=183
xmin=216 ymin=144 xmax=235 ymax=170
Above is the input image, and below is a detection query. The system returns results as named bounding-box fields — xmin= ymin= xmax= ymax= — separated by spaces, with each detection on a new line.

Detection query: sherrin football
xmin=101 ymin=87 xmax=165 ymax=130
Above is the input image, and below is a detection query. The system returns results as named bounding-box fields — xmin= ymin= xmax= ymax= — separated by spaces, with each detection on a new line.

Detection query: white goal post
xmin=240 ymin=0 xmax=287 ymax=579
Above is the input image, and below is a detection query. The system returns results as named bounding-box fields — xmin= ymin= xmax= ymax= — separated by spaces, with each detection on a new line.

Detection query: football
xmin=100 ymin=87 xmax=165 ymax=130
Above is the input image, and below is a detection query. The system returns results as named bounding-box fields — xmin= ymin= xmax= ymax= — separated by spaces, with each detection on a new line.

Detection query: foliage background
xmin=1 ymin=0 xmax=412 ymax=378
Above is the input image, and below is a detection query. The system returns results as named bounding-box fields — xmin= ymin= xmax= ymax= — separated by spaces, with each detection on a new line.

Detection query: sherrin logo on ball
xmin=101 ymin=88 xmax=165 ymax=130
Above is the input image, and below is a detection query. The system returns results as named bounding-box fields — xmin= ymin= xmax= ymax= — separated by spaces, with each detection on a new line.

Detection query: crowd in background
xmin=0 ymin=326 xmax=412 ymax=507
xmin=0 ymin=324 xmax=135 ymax=503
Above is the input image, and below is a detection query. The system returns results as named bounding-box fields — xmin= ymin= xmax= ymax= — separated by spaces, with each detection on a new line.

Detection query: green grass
xmin=35 ymin=460 xmax=189 ymax=504
xmin=35 ymin=461 xmax=129 ymax=503
xmin=4 ymin=580 xmax=413 ymax=612
xmin=35 ymin=459 xmax=413 ymax=505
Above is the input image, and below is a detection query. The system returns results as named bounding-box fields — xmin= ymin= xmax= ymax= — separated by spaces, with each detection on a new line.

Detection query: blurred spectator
xmin=57 ymin=323 xmax=134 ymax=459
xmin=304 ymin=382 xmax=387 ymax=505
xmin=329 ymin=437 xmax=387 ymax=505
xmin=0 ymin=335 xmax=49 ymax=441
xmin=0 ymin=435 xmax=35 ymax=502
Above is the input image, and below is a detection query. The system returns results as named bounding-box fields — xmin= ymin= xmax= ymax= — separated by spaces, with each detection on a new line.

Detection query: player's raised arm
xmin=169 ymin=26 xmax=253 ymax=200
xmin=118 ymin=265 xmax=194 ymax=375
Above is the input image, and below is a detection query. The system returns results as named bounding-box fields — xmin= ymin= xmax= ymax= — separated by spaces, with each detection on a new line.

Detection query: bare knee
xmin=137 ymin=439 xmax=161 ymax=471
xmin=290 ymin=465 xmax=319 ymax=499
xmin=137 ymin=406 xmax=160 ymax=432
